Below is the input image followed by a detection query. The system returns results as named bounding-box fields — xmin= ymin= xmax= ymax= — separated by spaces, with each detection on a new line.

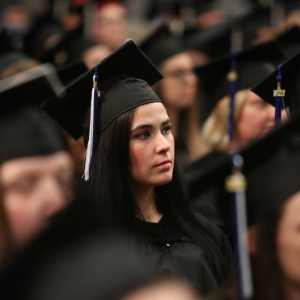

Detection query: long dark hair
xmin=86 ymin=107 xmax=229 ymax=282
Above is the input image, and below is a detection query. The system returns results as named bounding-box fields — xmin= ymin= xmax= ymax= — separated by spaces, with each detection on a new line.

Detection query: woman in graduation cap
xmin=0 ymin=68 xmax=74 ymax=266
xmin=43 ymin=39 xmax=233 ymax=296
xmin=198 ymin=110 xmax=300 ymax=300
xmin=195 ymin=41 xmax=285 ymax=154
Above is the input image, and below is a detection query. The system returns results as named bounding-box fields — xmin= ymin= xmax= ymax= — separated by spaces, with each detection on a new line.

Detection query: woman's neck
xmin=133 ymin=185 xmax=162 ymax=223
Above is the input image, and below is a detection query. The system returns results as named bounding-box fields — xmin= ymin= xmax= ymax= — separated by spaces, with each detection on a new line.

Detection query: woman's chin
xmin=153 ymin=175 xmax=173 ymax=187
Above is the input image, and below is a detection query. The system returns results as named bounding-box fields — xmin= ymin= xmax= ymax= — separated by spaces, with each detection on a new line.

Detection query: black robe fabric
xmin=143 ymin=213 xmax=234 ymax=296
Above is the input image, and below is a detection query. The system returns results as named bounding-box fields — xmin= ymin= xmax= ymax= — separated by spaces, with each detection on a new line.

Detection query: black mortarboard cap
xmin=251 ymin=49 xmax=300 ymax=112
xmin=56 ymin=60 xmax=88 ymax=86
xmin=277 ymin=26 xmax=300 ymax=60
xmin=195 ymin=41 xmax=284 ymax=122
xmin=141 ymin=36 xmax=184 ymax=67
xmin=42 ymin=39 xmax=163 ymax=140
xmin=0 ymin=63 xmax=65 ymax=109
xmin=0 ymin=51 xmax=29 ymax=74
xmin=185 ymin=109 xmax=300 ymax=226
xmin=42 ymin=34 xmax=97 ymax=66
xmin=0 ymin=64 xmax=66 ymax=164
xmin=183 ymin=19 xmax=234 ymax=58
xmin=0 ymin=108 xmax=65 ymax=165
xmin=138 ymin=17 xmax=170 ymax=55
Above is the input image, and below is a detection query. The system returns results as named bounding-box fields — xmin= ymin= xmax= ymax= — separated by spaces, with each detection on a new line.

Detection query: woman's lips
xmin=155 ymin=160 xmax=172 ymax=170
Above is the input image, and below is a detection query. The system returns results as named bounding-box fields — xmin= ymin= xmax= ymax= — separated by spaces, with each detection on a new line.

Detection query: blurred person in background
xmin=89 ymin=0 xmax=129 ymax=52
xmin=142 ymin=36 xmax=209 ymax=168
xmin=196 ymin=108 xmax=300 ymax=300
xmin=0 ymin=68 xmax=75 ymax=267
xmin=195 ymin=41 xmax=283 ymax=154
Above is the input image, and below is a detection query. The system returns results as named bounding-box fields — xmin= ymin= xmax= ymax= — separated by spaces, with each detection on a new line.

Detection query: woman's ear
xmin=247 ymin=226 xmax=258 ymax=255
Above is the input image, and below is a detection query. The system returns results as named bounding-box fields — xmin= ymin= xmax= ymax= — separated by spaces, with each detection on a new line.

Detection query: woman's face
xmin=276 ymin=191 xmax=300 ymax=286
xmin=129 ymin=102 xmax=174 ymax=188
xmin=234 ymin=91 xmax=275 ymax=147
xmin=160 ymin=53 xmax=198 ymax=111
xmin=0 ymin=151 xmax=74 ymax=249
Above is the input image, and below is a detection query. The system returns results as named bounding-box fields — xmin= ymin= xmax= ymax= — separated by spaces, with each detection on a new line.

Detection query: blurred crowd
xmin=1 ymin=0 xmax=300 ymax=299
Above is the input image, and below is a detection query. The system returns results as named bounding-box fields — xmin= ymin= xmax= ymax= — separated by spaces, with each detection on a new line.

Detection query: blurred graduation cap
xmin=138 ymin=17 xmax=171 ymax=55
xmin=185 ymin=109 xmax=300 ymax=226
xmin=195 ymin=41 xmax=284 ymax=122
xmin=42 ymin=34 xmax=98 ymax=67
xmin=277 ymin=26 xmax=300 ymax=60
xmin=183 ymin=18 xmax=238 ymax=59
xmin=0 ymin=63 xmax=66 ymax=164
xmin=0 ymin=63 xmax=64 ymax=108
xmin=139 ymin=16 xmax=189 ymax=67
xmin=0 ymin=51 xmax=35 ymax=75
xmin=251 ymin=49 xmax=300 ymax=113
xmin=0 ymin=189 xmax=154 ymax=300
xmin=56 ymin=59 xmax=88 ymax=86
xmin=42 ymin=39 xmax=163 ymax=180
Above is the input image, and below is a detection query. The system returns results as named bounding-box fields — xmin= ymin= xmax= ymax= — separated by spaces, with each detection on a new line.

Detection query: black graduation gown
xmin=144 ymin=213 xmax=233 ymax=296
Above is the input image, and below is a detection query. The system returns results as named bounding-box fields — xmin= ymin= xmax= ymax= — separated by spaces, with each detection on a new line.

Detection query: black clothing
xmin=144 ymin=213 xmax=233 ymax=295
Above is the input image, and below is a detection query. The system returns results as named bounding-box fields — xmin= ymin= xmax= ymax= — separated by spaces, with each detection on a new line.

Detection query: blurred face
xmin=277 ymin=192 xmax=300 ymax=287
xmin=160 ymin=53 xmax=198 ymax=111
xmin=91 ymin=3 xmax=128 ymax=51
xmin=234 ymin=91 xmax=275 ymax=147
xmin=129 ymin=103 xmax=174 ymax=188
xmin=0 ymin=151 xmax=74 ymax=249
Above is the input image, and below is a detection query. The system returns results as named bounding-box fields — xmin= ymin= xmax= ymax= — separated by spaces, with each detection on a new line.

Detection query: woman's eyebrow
xmin=162 ymin=119 xmax=171 ymax=126
xmin=131 ymin=119 xmax=171 ymax=132
xmin=131 ymin=124 xmax=152 ymax=132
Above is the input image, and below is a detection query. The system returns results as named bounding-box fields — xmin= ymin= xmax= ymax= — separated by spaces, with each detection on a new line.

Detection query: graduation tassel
xmin=273 ymin=64 xmax=285 ymax=127
xmin=83 ymin=65 xmax=99 ymax=181
xmin=227 ymin=53 xmax=237 ymax=143
xmin=225 ymin=153 xmax=253 ymax=300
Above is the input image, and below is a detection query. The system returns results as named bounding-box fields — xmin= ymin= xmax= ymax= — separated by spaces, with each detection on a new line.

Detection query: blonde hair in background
xmin=202 ymin=89 xmax=249 ymax=153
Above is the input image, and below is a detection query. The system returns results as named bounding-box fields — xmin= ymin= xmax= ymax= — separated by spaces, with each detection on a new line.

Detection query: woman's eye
xmin=162 ymin=126 xmax=172 ymax=135
xmin=136 ymin=131 xmax=150 ymax=140
xmin=11 ymin=178 xmax=35 ymax=194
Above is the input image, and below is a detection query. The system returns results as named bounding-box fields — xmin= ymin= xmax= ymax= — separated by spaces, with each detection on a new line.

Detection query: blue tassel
xmin=83 ymin=65 xmax=99 ymax=181
xmin=274 ymin=64 xmax=285 ymax=127
xmin=227 ymin=53 xmax=237 ymax=143
xmin=226 ymin=152 xmax=253 ymax=300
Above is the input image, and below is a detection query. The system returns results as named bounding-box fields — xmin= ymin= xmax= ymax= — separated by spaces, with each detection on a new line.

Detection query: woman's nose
xmin=155 ymin=134 xmax=170 ymax=153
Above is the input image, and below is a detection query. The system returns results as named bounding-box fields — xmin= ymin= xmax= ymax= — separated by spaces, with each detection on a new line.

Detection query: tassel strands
xmin=273 ymin=64 xmax=285 ymax=127
xmin=225 ymin=153 xmax=253 ymax=300
xmin=83 ymin=65 xmax=99 ymax=181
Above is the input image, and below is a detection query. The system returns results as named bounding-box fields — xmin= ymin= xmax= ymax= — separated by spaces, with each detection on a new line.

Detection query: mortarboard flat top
xmin=0 ymin=63 xmax=65 ymax=110
xmin=251 ymin=49 xmax=300 ymax=111
xmin=195 ymin=41 xmax=284 ymax=122
xmin=138 ymin=17 xmax=170 ymax=55
xmin=56 ymin=60 xmax=88 ymax=86
xmin=185 ymin=109 xmax=300 ymax=226
xmin=42 ymin=39 xmax=163 ymax=140
xmin=277 ymin=26 xmax=300 ymax=60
